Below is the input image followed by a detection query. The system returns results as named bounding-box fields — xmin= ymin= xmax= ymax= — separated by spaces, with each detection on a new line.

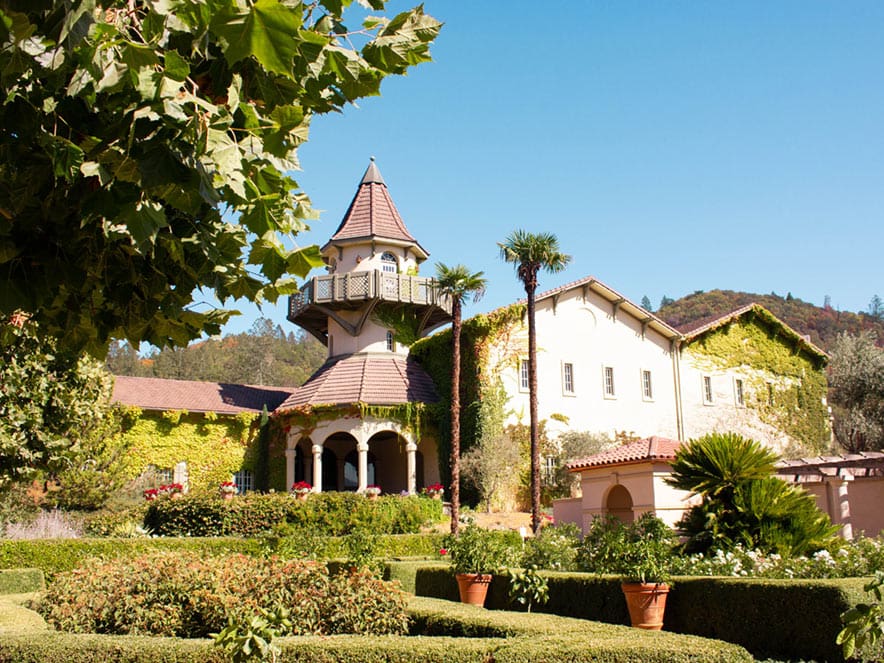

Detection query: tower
xmin=276 ymin=160 xmax=452 ymax=494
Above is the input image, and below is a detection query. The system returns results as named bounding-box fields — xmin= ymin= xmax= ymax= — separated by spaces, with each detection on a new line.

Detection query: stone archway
xmin=605 ymin=484 xmax=635 ymax=524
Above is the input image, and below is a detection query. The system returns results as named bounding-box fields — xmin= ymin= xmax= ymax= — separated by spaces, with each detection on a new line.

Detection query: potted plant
xmin=423 ymin=483 xmax=444 ymax=500
xmin=219 ymin=481 xmax=237 ymax=500
xmin=159 ymin=483 xmax=184 ymax=499
xmin=444 ymin=523 xmax=517 ymax=606
xmin=618 ymin=514 xmax=674 ymax=630
xmin=364 ymin=484 xmax=382 ymax=500
xmin=290 ymin=481 xmax=312 ymax=500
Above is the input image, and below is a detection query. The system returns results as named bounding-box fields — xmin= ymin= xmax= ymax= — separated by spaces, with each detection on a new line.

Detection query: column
xmin=825 ymin=475 xmax=853 ymax=540
xmin=312 ymin=444 xmax=323 ymax=493
xmin=406 ymin=441 xmax=417 ymax=495
xmin=284 ymin=448 xmax=295 ymax=492
xmin=357 ymin=440 xmax=369 ymax=492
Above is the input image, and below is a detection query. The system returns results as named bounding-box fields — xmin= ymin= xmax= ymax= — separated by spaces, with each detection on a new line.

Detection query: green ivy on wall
xmin=410 ymin=303 xmax=525 ymax=497
xmin=116 ymin=411 xmax=261 ymax=491
xmin=686 ymin=313 xmax=830 ymax=452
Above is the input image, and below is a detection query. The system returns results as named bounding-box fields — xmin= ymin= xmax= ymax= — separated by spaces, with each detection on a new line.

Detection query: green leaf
xmin=286 ymin=245 xmax=324 ymax=278
xmin=119 ymin=200 xmax=168 ymax=249
xmin=211 ymin=0 xmax=302 ymax=77
xmin=163 ymin=50 xmax=190 ymax=81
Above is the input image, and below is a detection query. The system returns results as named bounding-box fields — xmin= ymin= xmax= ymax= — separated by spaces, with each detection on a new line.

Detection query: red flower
xmin=439 ymin=548 xmax=448 ymax=556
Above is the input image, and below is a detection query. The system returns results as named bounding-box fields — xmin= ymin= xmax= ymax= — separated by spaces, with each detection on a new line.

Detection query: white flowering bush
xmin=671 ymin=535 xmax=884 ymax=579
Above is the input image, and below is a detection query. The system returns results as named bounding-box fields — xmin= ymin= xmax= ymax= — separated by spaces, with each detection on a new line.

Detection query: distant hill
xmin=657 ymin=290 xmax=884 ymax=351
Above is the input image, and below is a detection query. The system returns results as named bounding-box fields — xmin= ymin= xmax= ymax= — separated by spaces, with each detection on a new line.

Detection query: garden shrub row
xmin=143 ymin=492 xmax=443 ymax=537
xmin=415 ymin=566 xmax=868 ymax=662
xmin=39 ymin=551 xmax=408 ymax=638
xmin=0 ymin=568 xmax=44 ymax=594
xmin=0 ymin=534 xmax=444 ymax=580
xmin=0 ymin=597 xmax=752 ymax=662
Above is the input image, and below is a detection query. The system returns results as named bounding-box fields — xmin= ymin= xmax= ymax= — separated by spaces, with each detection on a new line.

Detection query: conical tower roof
xmin=322 ymin=158 xmax=429 ymax=261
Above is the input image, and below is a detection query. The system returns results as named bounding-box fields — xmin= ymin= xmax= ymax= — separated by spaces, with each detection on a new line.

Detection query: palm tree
xmin=498 ymin=231 xmax=571 ymax=533
xmin=435 ymin=263 xmax=487 ymax=535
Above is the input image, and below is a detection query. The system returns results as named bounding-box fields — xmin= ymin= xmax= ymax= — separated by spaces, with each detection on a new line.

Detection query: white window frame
xmin=603 ymin=366 xmax=616 ymax=399
xmin=562 ymin=362 xmax=575 ymax=395
xmin=702 ymin=375 xmax=714 ymax=405
xmin=519 ymin=359 xmax=530 ymax=392
xmin=641 ymin=369 xmax=653 ymax=401
xmin=734 ymin=378 xmax=745 ymax=407
xmin=234 ymin=469 xmax=253 ymax=494
xmin=380 ymin=252 xmax=397 ymax=273
xmin=386 ymin=330 xmax=396 ymax=352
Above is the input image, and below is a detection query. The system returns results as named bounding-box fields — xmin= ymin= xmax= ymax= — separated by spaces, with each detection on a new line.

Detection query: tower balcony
xmin=288 ymin=271 xmax=453 ymax=344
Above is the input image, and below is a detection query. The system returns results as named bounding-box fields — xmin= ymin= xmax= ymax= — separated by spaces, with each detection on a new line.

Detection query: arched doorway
xmin=605 ymin=484 xmax=634 ymax=523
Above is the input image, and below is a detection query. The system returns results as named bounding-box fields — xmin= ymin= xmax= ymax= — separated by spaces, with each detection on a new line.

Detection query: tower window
xmin=381 ymin=252 xmax=397 ymax=273
xmin=642 ymin=370 xmax=653 ymax=400
xmin=735 ymin=379 xmax=745 ymax=406
xmin=703 ymin=376 xmax=714 ymax=404
xmin=519 ymin=359 xmax=530 ymax=391
xmin=563 ymin=363 xmax=574 ymax=394
xmin=386 ymin=330 xmax=396 ymax=352
xmin=603 ymin=366 xmax=615 ymax=397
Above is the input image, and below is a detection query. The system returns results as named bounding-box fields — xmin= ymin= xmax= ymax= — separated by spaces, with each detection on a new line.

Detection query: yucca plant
xmin=667 ymin=433 xmax=837 ymax=556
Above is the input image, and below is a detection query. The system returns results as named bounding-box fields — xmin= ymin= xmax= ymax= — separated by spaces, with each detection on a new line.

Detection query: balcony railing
xmin=289 ymin=271 xmax=451 ymax=319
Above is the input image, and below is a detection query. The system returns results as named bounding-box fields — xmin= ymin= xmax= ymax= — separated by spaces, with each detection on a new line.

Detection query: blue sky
xmin=221 ymin=1 xmax=884 ymax=335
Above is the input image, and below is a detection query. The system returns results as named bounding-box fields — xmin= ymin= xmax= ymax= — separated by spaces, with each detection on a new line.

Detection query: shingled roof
xmin=275 ymin=353 xmax=438 ymax=411
xmin=323 ymin=159 xmax=428 ymax=259
xmin=112 ymin=376 xmax=293 ymax=415
xmin=568 ymin=437 xmax=682 ymax=472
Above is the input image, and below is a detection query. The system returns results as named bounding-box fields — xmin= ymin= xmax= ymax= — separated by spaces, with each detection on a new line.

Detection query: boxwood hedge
xmin=415 ymin=567 xmax=868 ymax=662
xmin=0 ymin=597 xmax=752 ymax=662
xmin=0 ymin=534 xmax=444 ymax=580
xmin=0 ymin=569 xmax=44 ymax=595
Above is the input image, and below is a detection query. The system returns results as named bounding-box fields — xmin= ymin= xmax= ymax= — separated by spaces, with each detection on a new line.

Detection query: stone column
xmin=284 ymin=448 xmax=295 ymax=492
xmin=357 ymin=440 xmax=369 ymax=492
xmin=312 ymin=444 xmax=323 ymax=493
xmin=826 ymin=475 xmax=853 ymax=540
xmin=406 ymin=441 xmax=417 ymax=495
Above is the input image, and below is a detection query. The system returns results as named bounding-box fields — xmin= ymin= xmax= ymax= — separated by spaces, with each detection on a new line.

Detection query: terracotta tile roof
xmin=326 ymin=160 xmax=427 ymax=257
xmin=567 ymin=437 xmax=682 ymax=471
xmin=680 ymin=303 xmax=827 ymax=361
xmin=112 ymin=376 xmax=292 ymax=415
xmin=275 ymin=353 xmax=438 ymax=410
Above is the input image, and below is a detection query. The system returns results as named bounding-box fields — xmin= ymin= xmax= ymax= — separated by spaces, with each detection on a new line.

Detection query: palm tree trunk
xmin=449 ymin=300 xmax=462 ymax=535
xmin=527 ymin=284 xmax=541 ymax=534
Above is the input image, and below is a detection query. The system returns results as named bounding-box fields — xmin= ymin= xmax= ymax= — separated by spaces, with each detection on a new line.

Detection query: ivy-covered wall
xmin=410 ymin=304 xmax=525 ymax=495
xmin=117 ymin=409 xmax=272 ymax=491
xmin=684 ymin=314 xmax=830 ymax=452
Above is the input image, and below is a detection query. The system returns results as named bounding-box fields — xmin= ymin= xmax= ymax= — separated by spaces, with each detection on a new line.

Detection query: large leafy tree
xmin=498 ymin=230 xmax=570 ymax=533
xmin=0 ymin=316 xmax=116 ymax=490
xmin=0 ymin=0 xmax=440 ymax=355
xmin=667 ymin=433 xmax=836 ymax=556
xmin=829 ymin=331 xmax=884 ymax=452
xmin=434 ymin=262 xmax=486 ymax=535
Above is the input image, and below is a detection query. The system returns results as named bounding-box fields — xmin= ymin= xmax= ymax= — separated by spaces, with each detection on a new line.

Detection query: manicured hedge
xmin=0 ymin=597 xmax=752 ymax=662
xmin=0 ymin=534 xmax=444 ymax=580
xmin=143 ymin=492 xmax=443 ymax=537
xmin=0 ymin=568 xmax=44 ymax=595
xmin=415 ymin=567 xmax=868 ymax=662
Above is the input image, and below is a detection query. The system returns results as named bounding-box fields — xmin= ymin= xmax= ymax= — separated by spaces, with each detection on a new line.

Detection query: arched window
xmin=380 ymin=252 xmax=397 ymax=273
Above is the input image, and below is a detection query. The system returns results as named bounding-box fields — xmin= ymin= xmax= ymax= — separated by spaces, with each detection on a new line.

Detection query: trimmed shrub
xmin=143 ymin=492 xmax=443 ymax=537
xmin=37 ymin=551 xmax=407 ymax=638
xmin=0 ymin=534 xmax=444 ymax=580
xmin=0 ymin=569 xmax=44 ymax=594
xmin=414 ymin=565 xmax=868 ymax=662
xmin=0 ymin=597 xmax=753 ymax=662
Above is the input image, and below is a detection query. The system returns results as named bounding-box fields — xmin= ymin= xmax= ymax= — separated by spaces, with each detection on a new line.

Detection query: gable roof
xmin=323 ymin=159 xmax=428 ymax=260
xmin=274 ymin=353 xmax=438 ymax=411
xmin=568 ymin=437 xmax=682 ymax=472
xmin=529 ymin=275 xmax=682 ymax=341
xmin=680 ymin=303 xmax=827 ymax=362
xmin=112 ymin=376 xmax=292 ymax=415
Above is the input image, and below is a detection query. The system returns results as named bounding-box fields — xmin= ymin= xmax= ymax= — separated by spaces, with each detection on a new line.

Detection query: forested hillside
xmin=657 ymin=290 xmax=884 ymax=350
xmin=106 ymin=319 xmax=327 ymax=388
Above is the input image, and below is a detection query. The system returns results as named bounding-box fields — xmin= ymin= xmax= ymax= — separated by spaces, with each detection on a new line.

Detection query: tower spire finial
xmin=361 ymin=157 xmax=385 ymax=185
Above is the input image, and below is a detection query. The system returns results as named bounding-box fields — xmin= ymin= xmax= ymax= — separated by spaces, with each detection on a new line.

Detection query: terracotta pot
xmin=431 ymin=493 xmax=442 ymax=500
xmin=221 ymin=493 xmax=234 ymax=501
xmin=296 ymin=492 xmax=309 ymax=501
xmin=455 ymin=573 xmax=492 ymax=606
xmin=621 ymin=582 xmax=670 ymax=630
xmin=170 ymin=492 xmax=183 ymax=500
